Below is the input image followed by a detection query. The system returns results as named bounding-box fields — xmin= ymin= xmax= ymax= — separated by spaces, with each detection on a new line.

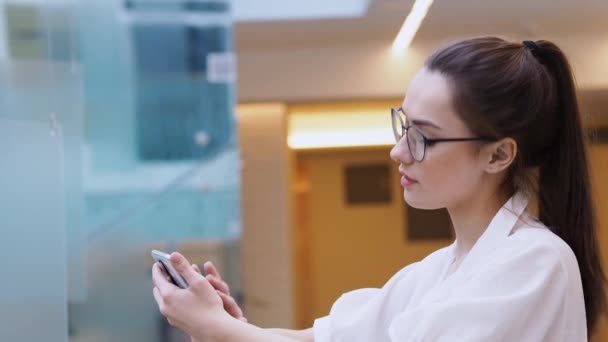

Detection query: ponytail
xmin=535 ymin=40 xmax=606 ymax=334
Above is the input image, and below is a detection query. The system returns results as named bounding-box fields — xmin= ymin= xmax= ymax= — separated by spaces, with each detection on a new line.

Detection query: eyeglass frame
xmin=391 ymin=107 xmax=494 ymax=162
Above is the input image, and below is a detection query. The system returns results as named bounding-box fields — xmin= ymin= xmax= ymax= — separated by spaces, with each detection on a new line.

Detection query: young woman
xmin=152 ymin=36 xmax=606 ymax=341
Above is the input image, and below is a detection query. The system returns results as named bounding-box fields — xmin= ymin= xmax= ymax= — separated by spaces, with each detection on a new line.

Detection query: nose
xmin=390 ymin=136 xmax=414 ymax=165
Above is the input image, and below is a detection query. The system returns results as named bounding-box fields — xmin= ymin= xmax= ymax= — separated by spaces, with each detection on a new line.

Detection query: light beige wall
xmin=237 ymin=103 xmax=295 ymax=328
xmin=293 ymin=158 xmax=314 ymax=328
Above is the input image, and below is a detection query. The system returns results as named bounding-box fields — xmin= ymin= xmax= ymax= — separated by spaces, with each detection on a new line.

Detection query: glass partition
xmin=0 ymin=0 xmax=240 ymax=340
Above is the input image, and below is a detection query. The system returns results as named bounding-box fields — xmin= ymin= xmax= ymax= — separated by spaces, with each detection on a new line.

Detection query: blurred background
xmin=0 ymin=0 xmax=606 ymax=341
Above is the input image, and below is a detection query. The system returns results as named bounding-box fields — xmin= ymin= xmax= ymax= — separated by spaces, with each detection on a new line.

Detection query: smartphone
xmin=151 ymin=250 xmax=188 ymax=289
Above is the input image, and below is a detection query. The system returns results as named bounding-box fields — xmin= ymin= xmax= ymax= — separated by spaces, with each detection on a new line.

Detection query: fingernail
xmin=170 ymin=253 xmax=184 ymax=265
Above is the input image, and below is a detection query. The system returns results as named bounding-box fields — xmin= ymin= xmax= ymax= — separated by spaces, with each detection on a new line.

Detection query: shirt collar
xmin=445 ymin=192 xmax=530 ymax=282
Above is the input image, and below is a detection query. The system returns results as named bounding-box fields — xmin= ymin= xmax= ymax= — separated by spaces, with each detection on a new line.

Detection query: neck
xmin=447 ymin=188 xmax=510 ymax=258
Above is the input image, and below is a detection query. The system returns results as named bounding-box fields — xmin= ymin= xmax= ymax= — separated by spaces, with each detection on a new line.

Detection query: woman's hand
xmin=152 ymin=252 xmax=231 ymax=341
xmin=192 ymin=261 xmax=247 ymax=322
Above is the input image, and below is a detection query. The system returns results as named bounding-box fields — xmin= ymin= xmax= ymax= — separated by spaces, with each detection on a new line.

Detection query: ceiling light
xmin=232 ymin=0 xmax=370 ymax=22
xmin=288 ymin=110 xmax=394 ymax=150
xmin=392 ymin=0 xmax=434 ymax=53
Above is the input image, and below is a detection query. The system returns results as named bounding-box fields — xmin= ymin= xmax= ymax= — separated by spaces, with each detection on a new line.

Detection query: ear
xmin=484 ymin=137 xmax=517 ymax=174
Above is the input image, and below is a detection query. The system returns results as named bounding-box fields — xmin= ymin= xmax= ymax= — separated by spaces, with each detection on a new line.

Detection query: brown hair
xmin=426 ymin=36 xmax=605 ymax=334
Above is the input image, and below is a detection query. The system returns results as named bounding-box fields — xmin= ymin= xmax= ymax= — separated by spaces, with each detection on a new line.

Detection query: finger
xmin=203 ymin=261 xmax=221 ymax=279
xmin=206 ymin=275 xmax=230 ymax=294
xmin=156 ymin=262 xmax=172 ymax=282
xmin=206 ymin=275 xmax=229 ymax=294
xmin=217 ymin=290 xmax=244 ymax=319
xmin=170 ymin=252 xmax=212 ymax=292
xmin=152 ymin=263 xmax=175 ymax=295
xmin=192 ymin=264 xmax=201 ymax=274
xmin=217 ymin=291 xmax=237 ymax=316
xmin=152 ymin=286 xmax=165 ymax=310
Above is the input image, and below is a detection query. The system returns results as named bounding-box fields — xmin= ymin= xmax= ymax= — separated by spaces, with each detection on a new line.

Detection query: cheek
xmin=406 ymin=146 xmax=482 ymax=209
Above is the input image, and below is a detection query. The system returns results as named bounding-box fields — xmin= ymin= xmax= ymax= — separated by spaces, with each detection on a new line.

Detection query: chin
xmin=403 ymin=188 xmax=443 ymax=210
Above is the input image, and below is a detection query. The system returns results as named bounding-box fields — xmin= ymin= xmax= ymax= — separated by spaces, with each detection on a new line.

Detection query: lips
xmin=399 ymin=168 xmax=418 ymax=187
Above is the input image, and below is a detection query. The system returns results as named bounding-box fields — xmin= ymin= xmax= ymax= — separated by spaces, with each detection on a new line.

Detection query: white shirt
xmin=313 ymin=194 xmax=586 ymax=341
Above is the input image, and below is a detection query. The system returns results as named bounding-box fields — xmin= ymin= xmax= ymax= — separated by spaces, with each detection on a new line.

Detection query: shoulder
xmin=360 ymin=243 xmax=453 ymax=296
xmin=387 ymin=243 xmax=453 ymax=279
xmin=420 ymin=244 xmax=453 ymax=265
xmin=460 ymin=220 xmax=580 ymax=300
xmin=507 ymin=214 xmax=578 ymax=272
xmin=503 ymin=213 xmax=581 ymax=281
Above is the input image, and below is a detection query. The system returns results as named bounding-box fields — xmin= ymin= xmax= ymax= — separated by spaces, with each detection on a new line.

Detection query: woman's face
xmin=390 ymin=67 xmax=488 ymax=210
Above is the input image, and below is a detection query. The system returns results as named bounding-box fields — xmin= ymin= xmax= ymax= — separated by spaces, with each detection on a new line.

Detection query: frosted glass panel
xmin=0 ymin=1 xmax=241 ymax=340
xmin=0 ymin=0 xmax=87 ymax=301
xmin=0 ymin=119 xmax=67 ymax=341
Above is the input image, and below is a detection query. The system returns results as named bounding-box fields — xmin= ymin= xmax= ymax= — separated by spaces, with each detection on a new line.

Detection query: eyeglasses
xmin=391 ymin=107 xmax=493 ymax=162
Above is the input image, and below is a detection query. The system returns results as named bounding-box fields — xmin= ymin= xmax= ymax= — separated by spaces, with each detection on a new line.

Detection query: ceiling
xmin=233 ymin=0 xmax=608 ymax=121
xmin=234 ymin=0 xmax=608 ymax=50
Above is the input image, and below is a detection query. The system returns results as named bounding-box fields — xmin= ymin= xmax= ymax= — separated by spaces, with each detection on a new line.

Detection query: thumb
xmin=170 ymin=252 xmax=201 ymax=285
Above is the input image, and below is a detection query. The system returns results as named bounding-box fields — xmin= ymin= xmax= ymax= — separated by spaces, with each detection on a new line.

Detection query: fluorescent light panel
xmin=232 ymin=0 xmax=370 ymax=21
xmin=288 ymin=110 xmax=394 ymax=150
xmin=392 ymin=0 xmax=434 ymax=53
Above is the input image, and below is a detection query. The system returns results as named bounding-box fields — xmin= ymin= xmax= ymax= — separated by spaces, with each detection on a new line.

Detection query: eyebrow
xmin=401 ymin=106 xmax=442 ymax=130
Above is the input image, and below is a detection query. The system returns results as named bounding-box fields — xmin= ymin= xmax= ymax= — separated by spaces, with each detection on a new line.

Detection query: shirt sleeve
xmin=313 ymin=263 xmax=420 ymax=342
xmin=387 ymin=242 xmax=585 ymax=342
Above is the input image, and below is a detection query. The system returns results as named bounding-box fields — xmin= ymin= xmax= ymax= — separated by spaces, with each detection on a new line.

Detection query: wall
xmin=590 ymin=144 xmax=608 ymax=341
xmin=238 ymin=103 xmax=296 ymax=328
xmin=299 ymin=147 xmax=450 ymax=321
